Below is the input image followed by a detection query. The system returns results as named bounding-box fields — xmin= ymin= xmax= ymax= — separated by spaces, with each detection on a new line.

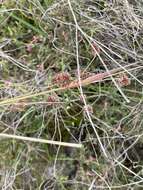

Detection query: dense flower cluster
xmin=52 ymin=72 xmax=71 ymax=87
xmin=117 ymin=73 xmax=130 ymax=87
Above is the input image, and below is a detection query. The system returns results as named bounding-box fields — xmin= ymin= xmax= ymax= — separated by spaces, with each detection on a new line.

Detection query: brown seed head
xmin=52 ymin=72 xmax=71 ymax=87
xmin=117 ymin=73 xmax=130 ymax=87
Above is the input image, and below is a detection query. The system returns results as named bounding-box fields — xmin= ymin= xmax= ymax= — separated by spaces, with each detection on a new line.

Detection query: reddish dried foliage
xmin=47 ymin=94 xmax=59 ymax=106
xmin=52 ymin=72 xmax=71 ymax=87
xmin=117 ymin=73 xmax=130 ymax=87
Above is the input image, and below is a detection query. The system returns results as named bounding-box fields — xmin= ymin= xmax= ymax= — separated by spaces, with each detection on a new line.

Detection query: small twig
xmin=0 ymin=133 xmax=82 ymax=148
xmin=64 ymin=66 xmax=128 ymax=89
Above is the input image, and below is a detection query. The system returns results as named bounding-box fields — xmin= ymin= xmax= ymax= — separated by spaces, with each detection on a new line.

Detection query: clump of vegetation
xmin=0 ymin=0 xmax=143 ymax=189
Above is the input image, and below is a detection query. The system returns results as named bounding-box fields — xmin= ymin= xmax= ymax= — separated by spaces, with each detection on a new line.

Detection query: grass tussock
xmin=0 ymin=0 xmax=143 ymax=189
